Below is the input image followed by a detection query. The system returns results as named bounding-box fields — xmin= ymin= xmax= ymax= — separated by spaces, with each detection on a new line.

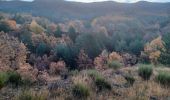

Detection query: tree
xmin=159 ymin=33 xmax=170 ymax=65
xmin=13 ymin=14 xmax=26 ymax=24
xmin=76 ymin=49 xmax=93 ymax=70
xmin=53 ymin=43 xmax=77 ymax=69
xmin=129 ymin=39 xmax=144 ymax=56
xmin=19 ymin=25 xmax=35 ymax=53
xmin=143 ymin=36 xmax=165 ymax=65
xmin=54 ymin=26 xmax=62 ymax=38
xmin=36 ymin=42 xmax=50 ymax=57
xmin=68 ymin=26 xmax=77 ymax=42
xmin=0 ymin=32 xmax=27 ymax=70
xmin=0 ymin=20 xmax=12 ymax=32
xmin=29 ymin=20 xmax=44 ymax=34
xmin=75 ymin=33 xmax=103 ymax=59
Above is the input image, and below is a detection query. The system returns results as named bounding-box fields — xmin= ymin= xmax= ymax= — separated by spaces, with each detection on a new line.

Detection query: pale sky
xmin=66 ymin=0 xmax=170 ymax=3
xmin=8 ymin=0 xmax=170 ymax=3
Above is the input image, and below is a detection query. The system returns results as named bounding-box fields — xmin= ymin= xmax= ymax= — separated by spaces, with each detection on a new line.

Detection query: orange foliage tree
xmin=0 ymin=32 xmax=27 ymax=71
xmin=76 ymin=49 xmax=93 ymax=70
xmin=94 ymin=50 xmax=109 ymax=70
xmin=143 ymin=36 xmax=165 ymax=65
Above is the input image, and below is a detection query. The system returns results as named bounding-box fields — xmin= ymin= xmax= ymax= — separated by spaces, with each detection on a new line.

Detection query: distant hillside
xmin=0 ymin=0 xmax=170 ymax=22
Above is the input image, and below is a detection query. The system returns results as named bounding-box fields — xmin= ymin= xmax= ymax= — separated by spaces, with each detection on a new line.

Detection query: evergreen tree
xmin=159 ymin=33 xmax=170 ymax=66
xmin=54 ymin=26 xmax=62 ymax=37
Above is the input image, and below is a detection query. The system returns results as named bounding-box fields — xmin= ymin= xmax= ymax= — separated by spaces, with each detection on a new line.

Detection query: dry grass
xmin=1 ymin=66 xmax=170 ymax=100
xmin=15 ymin=89 xmax=49 ymax=100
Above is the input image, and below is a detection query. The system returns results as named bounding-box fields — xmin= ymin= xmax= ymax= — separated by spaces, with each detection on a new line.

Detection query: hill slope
xmin=0 ymin=0 xmax=170 ymax=22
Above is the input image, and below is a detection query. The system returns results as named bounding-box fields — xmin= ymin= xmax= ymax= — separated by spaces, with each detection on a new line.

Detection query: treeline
xmin=0 ymin=13 xmax=170 ymax=74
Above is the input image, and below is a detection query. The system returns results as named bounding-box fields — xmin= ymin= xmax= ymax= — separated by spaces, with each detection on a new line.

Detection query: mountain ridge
xmin=0 ymin=0 xmax=170 ymax=22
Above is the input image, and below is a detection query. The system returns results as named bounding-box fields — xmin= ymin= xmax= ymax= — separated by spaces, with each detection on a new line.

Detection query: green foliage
xmin=75 ymin=33 xmax=103 ymax=59
xmin=72 ymin=83 xmax=90 ymax=98
xmin=87 ymin=70 xmax=111 ymax=91
xmin=0 ymin=20 xmax=11 ymax=32
xmin=156 ymin=72 xmax=170 ymax=86
xmin=124 ymin=75 xmax=135 ymax=86
xmin=54 ymin=26 xmax=62 ymax=37
xmin=68 ymin=26 xmax=77 ymax=42
xmin=129 ymin=39 xmax=144 ymax=56
xmin=108 ymin=61 xmax=122 ymax=70
xmin=8 ymin=71 xmax=22 ymax=86
xmin=0 ymin=72 xmax=8 ymax=89
xmin=13 ymin=14 xmax=26 ymax=24
xmin=16 ymin=90 xmax=47 ymax=100
xmin=138 ymin=64 xmax=153 ymax=80
xmin=87 ymin=69 xmax=100 ymax=78
xmin=53 ymin=43 xmax=77 ymax=69
xmin=36 ymin=42 xmax=50 ymax=56
xmin=17 ymin=91 xmax=33 ymax=100
xmin=69 ymin=70 xmax=79 ymax=76
xmin=95 ymin=77 xmax=111 ymax=91
xmin=111 ymin=32 xmax=144 ymax=55
xmin=19 ymin=29 xmax=35 ymax=53
xmin=159 ymin=33 xmax=170 ymax=66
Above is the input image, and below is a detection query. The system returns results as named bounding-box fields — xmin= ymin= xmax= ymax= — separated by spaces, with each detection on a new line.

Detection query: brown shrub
xmin=49 ymin=61 xmax=66 ymax=75
xmin=0 ymin=32 xmax=27 ymax=70
xmin=94 ymin=50 xmax=108 ymax=70
xmin=77 ymin=49 xmax=93 ymax=70
xmin=108 ymin=51 xmax=122 ymax=62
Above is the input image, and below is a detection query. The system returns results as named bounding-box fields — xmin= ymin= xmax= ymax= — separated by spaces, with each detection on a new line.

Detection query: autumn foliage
xmin=143 ymin=36 xmax=165 ymax=65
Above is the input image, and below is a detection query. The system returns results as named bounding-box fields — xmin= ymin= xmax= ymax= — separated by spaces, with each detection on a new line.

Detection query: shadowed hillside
xmin=0 ymin=0 xmax=170 ymax=22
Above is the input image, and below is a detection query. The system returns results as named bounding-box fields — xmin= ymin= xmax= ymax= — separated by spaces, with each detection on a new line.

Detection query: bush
xmin=0 ymin=72 xmax=8 ymax=89
xmin=0 ymin=20 xmax=12 ymax=32
xmin=87 ymin=69 xmax=100 ymax=78
xmin=138 ymin=65 xmax=153 ymax=80
xmin=108 ymin=61 xmax=122 ymax=70
xmin=16 ymin=90 xmax=47 ymax=100
xmin=156 ymin=72 xmax=170 ymax=86
xmin=124 ymin=75 xmax=135 ymax=86
xmin=17 ymin=91 xmax=33 ymax=100
xmin=8 ymin=71 xmax=22 ymax=86
xmin=72 ymin=83 xmax=90 ymax=98
xmin=69 ymin=70 xmax=79 ymax=76
xmin=36 ymin=42 xmax=51 ymax=56
xmin=95 ymin=77 xmax=111 ymax=91
xmin=87 ymin=70 xmax=111 ymax=91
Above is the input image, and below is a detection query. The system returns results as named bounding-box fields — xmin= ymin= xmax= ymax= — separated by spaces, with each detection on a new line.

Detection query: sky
xmin=8 ymin=0 xmax=170 ymax=3
xmin=66 ymin=0 xmax=170 ymax=3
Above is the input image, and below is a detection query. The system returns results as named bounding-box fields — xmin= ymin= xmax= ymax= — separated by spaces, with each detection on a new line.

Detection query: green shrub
xmin=138 ymin=65 xmax=153 ymax=80
xmin=16 ymin=90 xmax=47 ymax=100
xmin=21 ymin=78 xmax=34 ymax=88
xmin=0 ymin=72 xmax=8 ymax=89
xmin=87 ymin=69 xmax=100 ymax=78
xmin=72 ymin=83 xmax=90 ymax=98
xmin=124 ymin=75 xmax=135 ymax=86
xmin=95 ymin=77 xmax=111 ymax=91
xmin=8 ymin=71 xmax=22 ymax=86
xmin=156 ymin=72 xmax=170 ymax=86
xmin=69 ymin=70 xmax=79 ymax=76
xmin=108 ymin=61 xmax=122 ymax=70
xmin=17 ymin=91 xmax=33 ymax=100
xmin=87 ymin=70 xmax=111 ymax=91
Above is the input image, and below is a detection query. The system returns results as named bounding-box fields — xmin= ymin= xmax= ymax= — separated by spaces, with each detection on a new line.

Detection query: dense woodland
xmin=0 ymin=0 xmax=170 ymax=99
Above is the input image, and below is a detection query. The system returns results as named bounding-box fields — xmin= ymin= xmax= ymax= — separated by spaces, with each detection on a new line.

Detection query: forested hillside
xmin=0 ymin=0 xmax=170 ymax=99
